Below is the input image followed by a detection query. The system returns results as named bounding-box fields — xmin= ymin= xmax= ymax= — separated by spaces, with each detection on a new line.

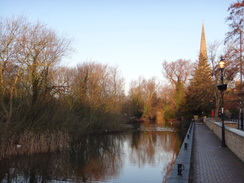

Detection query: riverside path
xmin=192 ymin=124 xmax=244 ymax=183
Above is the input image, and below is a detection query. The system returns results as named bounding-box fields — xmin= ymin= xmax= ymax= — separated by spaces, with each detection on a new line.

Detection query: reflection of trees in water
xmin=69 ymin=134 xmax=124 ymax=182
xmin=0 ymin=130 xmax=181 ymax=183
xmin=0 ymin=154 xmax=60 ymax=182
xmin=0 ymin=134 xmax=125 ymax=183
xmin=128 ymin=130 xmax=181 ymax=179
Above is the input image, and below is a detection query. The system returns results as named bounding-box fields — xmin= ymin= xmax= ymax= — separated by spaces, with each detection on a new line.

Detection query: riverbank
xmin=166 ymin=122 xmax=194 ymax=183
xmin=0 ymin=122 xmax=131 ymax=158
xmin=0 ymin=130 xmax=71 ymax=158
xmin=0 ymin=120 xmax=183 ymax=158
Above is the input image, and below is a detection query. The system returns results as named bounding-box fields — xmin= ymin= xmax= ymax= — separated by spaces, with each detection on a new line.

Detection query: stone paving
xmin=192 ymin=124 xmax=244 ymax=183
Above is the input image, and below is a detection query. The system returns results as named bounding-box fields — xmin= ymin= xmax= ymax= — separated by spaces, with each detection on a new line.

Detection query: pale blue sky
xmin=1 ymin=0 xmax=233 ymax=86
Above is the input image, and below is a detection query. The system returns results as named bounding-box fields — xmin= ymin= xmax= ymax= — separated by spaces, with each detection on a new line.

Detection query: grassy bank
xmin=0 ymin=113 xmax=126 ymax=158
xmin=0 ymin=130 xmax=71 ymax=158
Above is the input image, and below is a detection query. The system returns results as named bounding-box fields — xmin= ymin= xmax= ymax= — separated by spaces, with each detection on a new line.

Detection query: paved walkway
xmin=192 ymin=124 xmax=244 ymax=183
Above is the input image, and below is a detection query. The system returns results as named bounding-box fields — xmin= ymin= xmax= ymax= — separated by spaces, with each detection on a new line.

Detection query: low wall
xmin=225 ymin=122 xmax=238 ymax=128
xmin=205 ymin=118 xmax=238 ymax=130
xmin=167 ymin=123 xmax=194 ymax=183
xmin=205 ymin=118 xmax=244 ymax=162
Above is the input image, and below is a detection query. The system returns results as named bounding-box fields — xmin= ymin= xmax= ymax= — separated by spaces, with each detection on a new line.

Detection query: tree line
xmin=0 ymin=16 xmax=190 ymax=134
xmin=0 ymin=16 xmax=129 ymax=156
xmin=0 ymin=16 xmax=127 ymax=132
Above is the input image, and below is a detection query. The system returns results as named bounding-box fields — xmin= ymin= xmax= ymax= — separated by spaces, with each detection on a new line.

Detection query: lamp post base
xmin=221 ymin=123 xmax=226 ymax=147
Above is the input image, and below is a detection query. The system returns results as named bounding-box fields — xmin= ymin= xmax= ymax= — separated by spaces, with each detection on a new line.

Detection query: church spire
xmin=200 ymin=23 xmax=208 ymax=60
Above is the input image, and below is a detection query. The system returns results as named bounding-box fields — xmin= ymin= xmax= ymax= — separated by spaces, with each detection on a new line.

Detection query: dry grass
xmin=0 ymin=130 xmax=71 ymax=158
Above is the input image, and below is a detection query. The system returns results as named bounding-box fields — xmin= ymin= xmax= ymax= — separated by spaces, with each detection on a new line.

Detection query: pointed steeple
xmin=200 ymin=23 xmax=208 ymax=60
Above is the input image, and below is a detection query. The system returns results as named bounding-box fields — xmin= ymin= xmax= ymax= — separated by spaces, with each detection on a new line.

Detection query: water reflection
xmin=0 ymin=124 xmax=181 ymax=183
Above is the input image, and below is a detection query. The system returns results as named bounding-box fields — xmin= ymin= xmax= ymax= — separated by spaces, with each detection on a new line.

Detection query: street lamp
xmin=239 ymin=28 xmax=243 ymax=130
xmin=217 ymin=56 xmax=227 ymax=147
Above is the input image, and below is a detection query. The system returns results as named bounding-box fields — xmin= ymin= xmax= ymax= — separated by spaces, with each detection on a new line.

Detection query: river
xmin=0 ymin=124 xmax=182 ymax=183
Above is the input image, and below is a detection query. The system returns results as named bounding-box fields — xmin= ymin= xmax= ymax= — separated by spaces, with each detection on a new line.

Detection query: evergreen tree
xmin=183 ymin=53 xmax=214 ymax=117
xmin=180 ymin=24 xmax=215 ymax=118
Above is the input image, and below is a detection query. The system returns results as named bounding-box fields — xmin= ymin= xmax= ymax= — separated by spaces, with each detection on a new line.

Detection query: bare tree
xmin=226 ymin=1 xmax=244 ymax=43
xmin=128 ymin=77 xmax=161 ymax=121
xmin=0 ymin=16 xmax=29 ymax=123
xmin=162 ymin=59 xmax=193 ymax=120
xmin=162 ymin=59 xmax=193 ymax=90
xmin=22 ymin=21 xmax=72 ymax=105
xmin=0 ymin=16 xmax=72 ymax=123
xmin=70 ymin=62 xmax=125 ymax=128
xmin=226 ymin=1 xmax=244 ymax=92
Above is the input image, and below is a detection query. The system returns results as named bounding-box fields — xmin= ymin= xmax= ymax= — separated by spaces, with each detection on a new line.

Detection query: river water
xmin=0 ymin=124 xmax=182 ymax=183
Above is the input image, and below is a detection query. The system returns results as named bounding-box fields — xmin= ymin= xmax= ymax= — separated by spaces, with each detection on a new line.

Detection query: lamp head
xmin=218 ymin=56 xmax=225 ymax=70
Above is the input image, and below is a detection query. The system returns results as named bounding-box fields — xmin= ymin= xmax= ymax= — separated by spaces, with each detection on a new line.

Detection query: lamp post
xmin=217 ymin=56 xmax=227 ymax=147
xmin=239 ymin=28 xmax=243 ymax=130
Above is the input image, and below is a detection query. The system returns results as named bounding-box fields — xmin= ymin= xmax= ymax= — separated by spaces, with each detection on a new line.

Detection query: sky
xmin=0 ymin=0 xmax=234 ymax=87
